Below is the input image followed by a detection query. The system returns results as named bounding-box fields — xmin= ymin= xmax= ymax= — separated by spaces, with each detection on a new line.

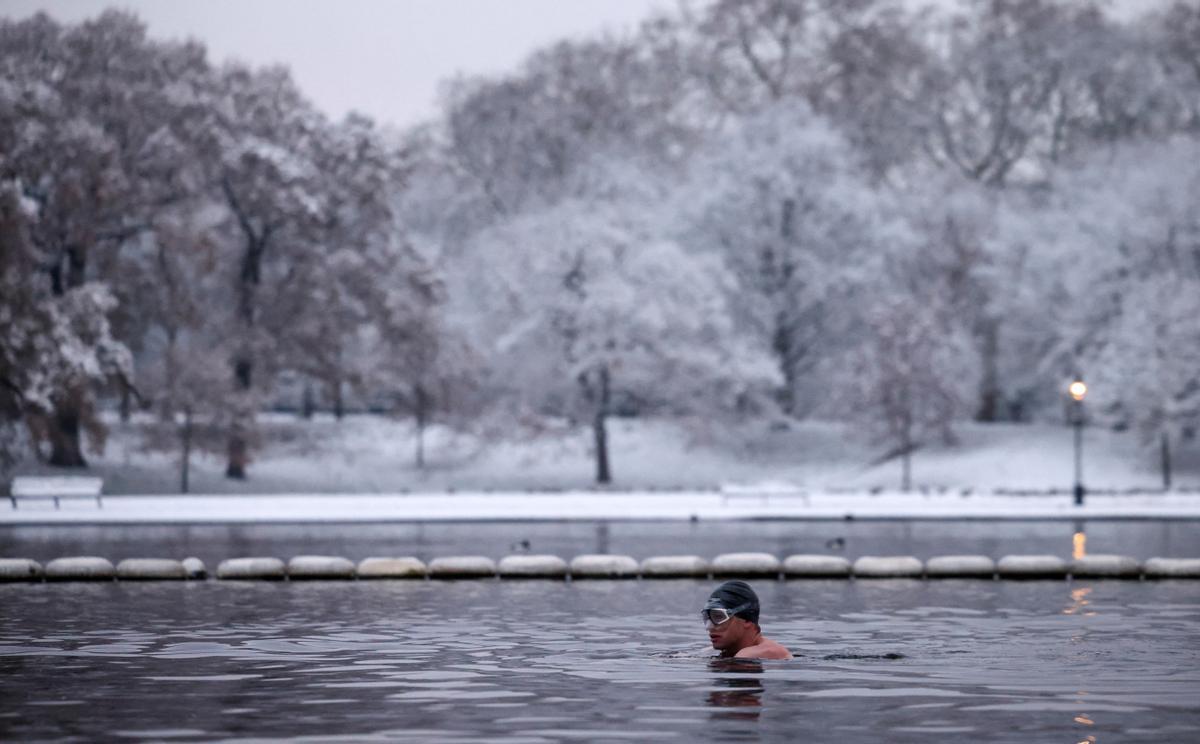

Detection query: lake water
xmin=2 ymin=579 xmax=1198 ymax=742
xmin=2 ymin=519 xmax=1198 ymax=566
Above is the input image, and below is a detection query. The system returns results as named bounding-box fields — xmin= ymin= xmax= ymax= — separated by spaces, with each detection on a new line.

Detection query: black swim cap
xmin=706 ymin=580 xmax=760 ymax=624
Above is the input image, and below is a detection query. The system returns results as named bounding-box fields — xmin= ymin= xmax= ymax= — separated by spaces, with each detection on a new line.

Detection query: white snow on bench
xmin=10 ymin=476 xmax=103 ymax=509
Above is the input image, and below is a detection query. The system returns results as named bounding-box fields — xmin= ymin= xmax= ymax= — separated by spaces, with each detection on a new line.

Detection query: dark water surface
xmin=2 ymin=519 xmax=1198 ymax=567
xmin=1 ymin=580 xmax=1198 ymax=742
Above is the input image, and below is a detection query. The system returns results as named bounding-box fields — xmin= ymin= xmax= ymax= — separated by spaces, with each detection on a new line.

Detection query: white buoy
xmin=288 ymin=555 xmax=356 ymax=579
xmin=182 ymin=557 xmax=207 ymax=580
xmin=1142 ymin=557 xmax=1200 ymax=579
xmin=925 ymin=555 xmax=996 ymax=579
xmin=428 ymin=556 xmax=497 ymax=579
xmin=116 ymin=558 xmax=186 ymax=580
xmin=498 ymin=554 xmax=569 ymax=579
xmin=640 ymin=555 xmax=708 ymax=578
xmin=853 ymin=556 xmax=923 ymax=578
xmin=570 ymin=554 xmax=639 ymax=579
xmin=782 ymin=555 xmax=852 ymax=578
xmin=1069 ymin=554 xmax=1141 ymax=579
xmin=711 ymin=552 xmax=781 ymax=577
xmin=0 ymin=558 xmax=42 ymax=582
xmin=216 ymin=557 xmax=286 ymax=580
xmin=356 ymin=557 xmax=427 ymax=579
xmin=44 ymin=556 xmax=115 ymax=581
xmin=997 ymin=555 xmax=1067 ymax=579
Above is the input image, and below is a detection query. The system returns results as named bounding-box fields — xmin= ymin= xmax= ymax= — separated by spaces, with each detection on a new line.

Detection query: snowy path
xmin=3 ymin=490 xmax=1199 ymax=524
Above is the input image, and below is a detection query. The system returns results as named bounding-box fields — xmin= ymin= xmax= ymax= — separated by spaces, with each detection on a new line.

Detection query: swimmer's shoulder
xmin=735 ymin=638 xmax=793 ymax=660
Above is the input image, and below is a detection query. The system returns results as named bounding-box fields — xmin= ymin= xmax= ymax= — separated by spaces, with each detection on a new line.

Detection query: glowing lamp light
xmin=1068 ymin=380 xmax=1088 ymax=402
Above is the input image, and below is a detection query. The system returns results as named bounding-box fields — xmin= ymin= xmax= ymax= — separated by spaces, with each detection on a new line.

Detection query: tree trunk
xmin=180 ymin=407 xmax=192 ymax=494
xmin=225 ymin=357 xmax=252 ymax=479
xmin=976 ymin=318 xmax=1000 ymax=421
xmin=225 ymin=220 xmax=264 ymax=479
xmin=900 ymin=424 xmax=913 ymax=493
xmin=1161 ymin=431 xmax=1172 ymax=491
xmin=414 ymin=383 xmax=428 ymax=469
xmin=332 ymin=379 xmax=344 ymax=420
xmin=119 ymin=382 xmax=132 ymax=423
xmin=48 ymin=245 xmax=91 ymax=468
xmin=225 ymin=420 xmax=249 ymax=479
xmin=593 ymin=365 xmax=612 ymax=485
xmin=772 ymin=318 xmax=800 ymax=416
xmin=301 ymin=384 xmax=315 ymax=419
xmin=48 ymin=401 xmax=87 ymax=467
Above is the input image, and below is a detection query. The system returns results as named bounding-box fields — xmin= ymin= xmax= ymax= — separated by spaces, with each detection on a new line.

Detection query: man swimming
xmin=703 ymin=580 xmax=793 ymax=660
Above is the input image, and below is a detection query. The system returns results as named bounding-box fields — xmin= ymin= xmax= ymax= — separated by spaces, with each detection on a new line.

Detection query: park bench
xmin=9 ymin=476 xmax=103 ymax=509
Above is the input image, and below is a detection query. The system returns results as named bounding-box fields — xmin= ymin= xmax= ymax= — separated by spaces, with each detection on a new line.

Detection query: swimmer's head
xmin=703 ymin=581 xmax=762 ymax=654
xmin=704 ymin=580 xmax=760 ymax=626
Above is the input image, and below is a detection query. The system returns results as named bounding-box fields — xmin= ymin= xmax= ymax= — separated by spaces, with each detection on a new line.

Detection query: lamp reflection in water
xmin=1066 ymin=519 xmax=1097 ymax=744
xmin=1063 ymin=585 xmax=1093 ymax=615
xmin=706 ymin=658 xmax=765 ymax=721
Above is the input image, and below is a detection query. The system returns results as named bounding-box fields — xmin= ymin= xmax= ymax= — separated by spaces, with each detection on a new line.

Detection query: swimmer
xmin=702 ymin=580 xmax=792 ymax=660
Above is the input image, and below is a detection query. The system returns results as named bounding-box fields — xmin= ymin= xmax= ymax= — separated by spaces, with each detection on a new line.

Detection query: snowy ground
xmin=5 ymin=414 xmax=1199 ymax=523
xmin=4 ymin=490 xmax=1200 ymax=525
xmin=45 ymin=413 xmax=1200 ymax=494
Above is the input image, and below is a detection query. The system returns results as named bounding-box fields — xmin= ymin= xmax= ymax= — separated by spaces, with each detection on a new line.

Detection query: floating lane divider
xmin=498 ymin=554 xmax=569 ymax=579
xmin=0 ymin=558 xmax=43 ymax=582
xmin=1070 ymin=554 xmax=1141 ymax=579
xmin=5 ymin=554 xmax=1200 ymax=581
xmin=996 ymin=554 xmax=1069 ymax=580
xmin=116 ymin=558 xmax=187 ymax=581
xmin=711 ymin=553 xmax=781 ymax=578
xmin=216 ymin=557 xmax=286 ymax=580
xmin=571 ymin=554 xmax=639 ymax=579
xmin=45 ymin=556 xmax=115 ymax=582
xmin=640 ymin=555 xmax=708 ymax=578
xmin=925 ymin=555 xmax=996 ymax=579
xmin=357 ymin=557 xmax=426 ymax=579
xmin=428 ymin=555 xmax=497 ymax=580
xmin=853 ymin=556 xmax=924 ymax=578
xmin=1142 ymin=557 xmax=1200 ymax=579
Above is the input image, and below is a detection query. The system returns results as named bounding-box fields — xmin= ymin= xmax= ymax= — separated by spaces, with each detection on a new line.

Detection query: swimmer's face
xmin=707 ymin=614 xmax=753 ymax=651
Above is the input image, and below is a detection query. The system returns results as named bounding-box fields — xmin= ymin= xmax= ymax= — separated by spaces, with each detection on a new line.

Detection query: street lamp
xmin=1068 ymin=379 xmax=1087 ymax=506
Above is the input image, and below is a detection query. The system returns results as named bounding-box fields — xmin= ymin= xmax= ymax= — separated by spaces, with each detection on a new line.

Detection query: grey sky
xmin=2 ymin=0 xmax=1158 ymax=130
xmin=1 ymin=0 xmax=669 ymax=128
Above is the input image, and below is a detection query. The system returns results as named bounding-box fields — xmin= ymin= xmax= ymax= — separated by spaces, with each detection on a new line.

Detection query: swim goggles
xmin=702 ymin=601 xmax=753 ymax=628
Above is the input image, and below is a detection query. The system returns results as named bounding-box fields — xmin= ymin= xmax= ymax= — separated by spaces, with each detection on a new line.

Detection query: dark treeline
xmin=2 ymin=1 xmax=1198 ymax=486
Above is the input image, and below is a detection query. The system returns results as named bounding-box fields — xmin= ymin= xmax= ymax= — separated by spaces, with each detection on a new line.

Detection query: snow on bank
xmin=33 ymin=414 xmax=1200 ymax=497
xmin=3 ymin=490 xmax=1199 ymax=525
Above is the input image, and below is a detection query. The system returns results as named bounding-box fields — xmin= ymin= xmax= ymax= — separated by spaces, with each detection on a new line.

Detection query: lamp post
xmin=1068 ymin=379 xmax=1088 ymax=506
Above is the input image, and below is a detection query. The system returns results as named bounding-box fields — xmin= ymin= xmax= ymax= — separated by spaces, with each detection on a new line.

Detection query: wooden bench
xmin=9 ymin=476 xmax=103 ymax=509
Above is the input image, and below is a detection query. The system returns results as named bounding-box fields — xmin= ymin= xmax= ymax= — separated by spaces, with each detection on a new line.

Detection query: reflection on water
xmin=707 ymin=658 xmax=764 ymax=721
xmin=0 ymin=580 xmax=1198 ymax=742
xmin=1064 ymin=586 xmax=1093 ymax=616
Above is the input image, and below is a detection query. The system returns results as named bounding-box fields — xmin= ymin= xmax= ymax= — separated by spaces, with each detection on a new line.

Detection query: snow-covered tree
xmin=0 ymin=11 xmax=203 ymax=465
xmin=1040 ymin=138 xmax=1200 ymax=486
xmin=683 ymin=102 xmax=887 ymax=416
xmin=464 ymin=187 xmax=777 ymax=483
xmin=0 ymin=183 xmax=132 ymax=471
xmin=835 ymin=285 xmax=981 ymax=492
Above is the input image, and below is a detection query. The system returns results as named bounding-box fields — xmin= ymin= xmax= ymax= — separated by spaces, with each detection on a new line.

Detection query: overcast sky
xmin=3 ymin=0 xmax=1158 ymax=130
xmin=2 ymin=0 xmax=670 ymax=129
